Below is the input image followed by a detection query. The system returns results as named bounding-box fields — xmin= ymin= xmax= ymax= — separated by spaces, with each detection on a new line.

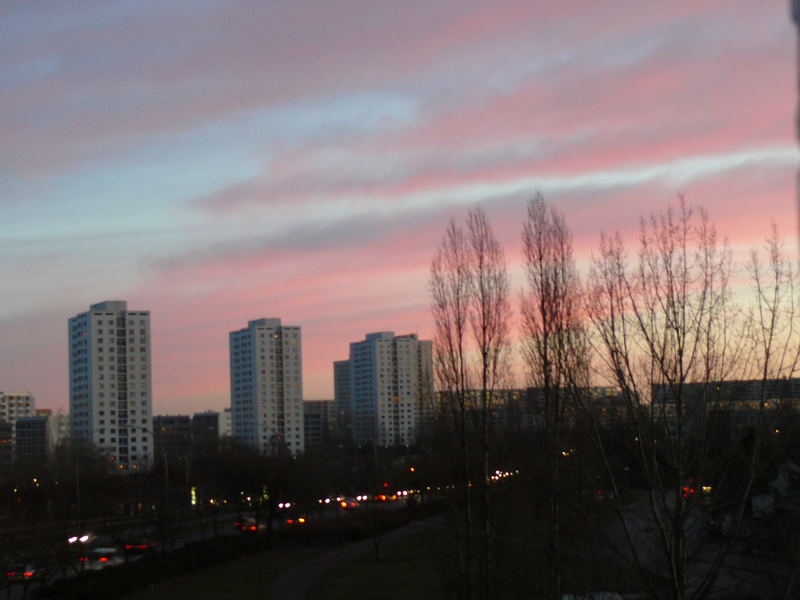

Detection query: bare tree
xmin=581 ymin=199 xmax=799 ymax=600
xmin=746 ymin=223 xmax=800 ymax=383
xmin=740 ymin=224 xmax=800 ymax=600
xmin=521 ymin=194 xmax=589 ymax=600
xmin=467 ymin=207 xmax=512 ymax=600
xmin=429 ymin=208 xmax=511 ymax=600
xmin=431 ymin=218 xmax=476 ymax=599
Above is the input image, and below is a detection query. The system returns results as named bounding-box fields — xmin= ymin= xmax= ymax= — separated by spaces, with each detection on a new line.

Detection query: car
xmin=339 ymin=497 xmax=359 ymax=510
xmin=122 ymin=538 xmax=154 ymax=555
xmin=285 ymin=514 xmax=308 ymax=525
xmin=5 ymin=564 xmax=37 ymax=583
xmin=80 ymin=547 xmax=123 ymax=570
xmin=234 ymin=517 xmax=262 ymax=533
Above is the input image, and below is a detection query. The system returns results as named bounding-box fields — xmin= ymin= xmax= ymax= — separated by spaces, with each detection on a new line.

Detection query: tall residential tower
xmin=335 ymin=332 xmax=433 ymax=447
xmin=229 ymin=318 xmax=304 ymax=454
xmin=69 ymin=300 xmax=153 ymax=470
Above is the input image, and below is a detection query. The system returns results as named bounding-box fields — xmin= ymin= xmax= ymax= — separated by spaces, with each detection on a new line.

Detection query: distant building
xmin=153 ymin=415 xmax=192 ymax=463
xmin=333 ymin=360 xmax=353 ymax=441
xmin=52 ymin=412 xmax=70 ymax=449
xmin=15 ymin=416 xmax=50 ymax=463
xmin=335 ymin=332 xmax=433 ymax=447
xmin=653 ymin=378 xmax=800 ymax=437
xmin=434 ymin=387 xmax=627 ymax=432
xmin=33 ymin=409 xmax=65 ymax=454
xmin=0 ymin=392 xmax=35 ymax=424
xmin=230 ymin=318 xmax=304 ymax=454
xmin=221 ymin=407 xmax=232 ymax=437
xmin=0 ymin=422 xmax=13 ymax=466
xmin=303 ymin=400 xmax=333 ymax=448
xmin=0 ymin=392 xmax=36 ymax=450
xmin=192 ymin=411 xmax=221 ymax=455
xmin=69 ymin=300 xmax=153 ymax=471
xmin=521 ymin=386 xmax=626 ymax=430
xmin=435 ymin=388 xmax=533 ymax=430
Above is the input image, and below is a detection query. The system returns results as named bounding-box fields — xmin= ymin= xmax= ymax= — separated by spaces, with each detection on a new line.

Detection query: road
xmin=2 ymin=500 xmax=418 ymax=600
xmin=1 ymin=510 xmax=240 ymax=600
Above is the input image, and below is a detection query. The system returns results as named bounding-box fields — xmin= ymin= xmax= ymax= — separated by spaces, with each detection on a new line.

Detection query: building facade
xmin=333 ymin=360 xmax=353 ymax=441
xmin=652 ymin=378 xmax=800 ymax=438
xmin=192 ymin=410 xmax=222 ymax=456
xmin=0 ymin=392 xmax=35 ymax=449
xmin=0 ymin=392 xmax=35 ymax=423
xmin=220 ymin=407 xmax=232 ymax=437
xmin=230 ymin=318 xmax=304 ymax=454
xmin=15 ymin=415 xmax=49 ymax=463
xmin=303 ymin=400 xmax=333 ymax=449
xmin=154 ymin=415 xmax=193 ymax=464
xmin=69 ymin=300 xmax=153 ymax=470
xmin=335 ymin=332 xmax=433 ymax=447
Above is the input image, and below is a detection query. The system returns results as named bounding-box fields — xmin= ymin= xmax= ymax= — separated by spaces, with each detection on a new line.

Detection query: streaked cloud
xmin=0 ymin=0 xmax=795 ymax=411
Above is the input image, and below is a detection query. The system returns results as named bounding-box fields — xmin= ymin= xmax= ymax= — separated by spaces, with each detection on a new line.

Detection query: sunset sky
xmin=1 ymin=0 xmax=798 ymax=414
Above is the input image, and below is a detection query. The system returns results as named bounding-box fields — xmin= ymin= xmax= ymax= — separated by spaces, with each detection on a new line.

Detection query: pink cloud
xmin=3 ymin=0 xmax=777 ymax=176
xmin=196 ymin=3 xmax=792 ymax=217
xmin=2 ymin=0 xmax=794 ymax=415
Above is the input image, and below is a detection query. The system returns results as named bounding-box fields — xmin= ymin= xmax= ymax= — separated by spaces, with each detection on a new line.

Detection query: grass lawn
xmin=122 ymin=546 xmax=320 ymax=600
xmin=310 ymin=527 xmax=447 ymax=600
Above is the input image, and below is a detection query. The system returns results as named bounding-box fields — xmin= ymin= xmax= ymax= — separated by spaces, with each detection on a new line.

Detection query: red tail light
xmin=6 ymin=572 xmax=15 ymax=577
xmin=99 ymin=557 xmax=109 ymax=563
xmin=249 ymin=526 xmax=257 ymax=531
xmin=125 ymin=545 xmax=133 ymax=549
xmin=23 ymin=572 xmax=33 ymax=578
xmin=287 ymin=519 xmax=294 ymax=524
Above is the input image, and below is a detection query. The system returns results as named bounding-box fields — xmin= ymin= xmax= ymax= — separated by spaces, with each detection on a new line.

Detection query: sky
xmin=1 ymin=0 xmax=798 ymax=414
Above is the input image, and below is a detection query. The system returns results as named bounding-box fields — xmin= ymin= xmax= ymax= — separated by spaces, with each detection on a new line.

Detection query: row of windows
xmin=94 ymin=328 xmax=147 ymax=335
xmin=96 ymin=373 xmax=148 ymax=380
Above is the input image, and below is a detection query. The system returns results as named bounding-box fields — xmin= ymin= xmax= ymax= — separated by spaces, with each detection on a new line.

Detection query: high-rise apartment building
xmin=229 ymin=318 xmax=304 ymax=454
xmin=69 ymin=300 xmax=153 ymax=470
xmin=335 ymin=332 xmax=433 ymax=447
